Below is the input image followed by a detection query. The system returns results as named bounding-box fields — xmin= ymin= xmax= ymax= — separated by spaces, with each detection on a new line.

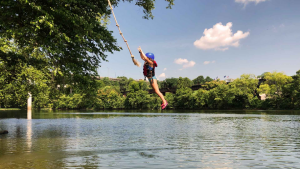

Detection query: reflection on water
xmin=0 ymin=110 xmax=300 ymax=168
xmin=26 ymin=118 xmax=32 ymax=152
xmin=27 ymin=109 xmax=32 ymax=120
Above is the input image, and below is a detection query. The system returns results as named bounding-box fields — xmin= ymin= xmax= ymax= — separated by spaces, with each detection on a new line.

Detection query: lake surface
xmin=1 ymin=110 xmax=300 ymax=168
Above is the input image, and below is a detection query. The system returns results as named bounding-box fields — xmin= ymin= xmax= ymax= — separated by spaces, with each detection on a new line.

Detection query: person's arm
xmin=138 ymin=46 xmax=153 ymax=65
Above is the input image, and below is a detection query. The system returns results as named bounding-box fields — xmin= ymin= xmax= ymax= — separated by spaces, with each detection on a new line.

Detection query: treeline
xmin=1 ymin=68 xmax=300 ymax=110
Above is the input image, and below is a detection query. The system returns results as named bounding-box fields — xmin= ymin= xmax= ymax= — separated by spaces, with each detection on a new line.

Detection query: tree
xmin=205 ymin=76 xmax=213 ymax=83
xmin=257 ymin=84 xmax=271 ymax=98
xmin=161 ymin=78 xmax=179 ymax=88
xmin=0 ymin=0 xmax=175 ymax=83
xmin=262 ymin=71 xmax=293 ymax=108
xmin=138 ymin=80 xmax=149 ymax=91
xmin=102 ymin=77 xmax=112 ymax=87
xmin=193 ymin=75 xmax=205 ymax=85
xmin=207 ymin=83 xmax=235 ymax=109
xmin=118 ymin=76 xmax=129 ymax=92
xmin=177 ymin=77 xmax=193 ymax=88
xmin=125 ymin=90 xmax=150 ymax=109
xmin=257 ymin=72 xmax=269 ymax=79
xmin=282 ymin=70 xmax=300 ymax=109
xmin=174 ymin=87 xmax=194 ymax=109
xmin=194 ymin=89 xmax=209 ymax=109
xmin=229 ymin=74 xmax=259 ymax=108
xmin=202 ymin=80 xmax=226 ymax=90
xmin=0 ymin=40 xmax=51 ymax=108
xmin=164 ymin=92 xmax=175 ymax=109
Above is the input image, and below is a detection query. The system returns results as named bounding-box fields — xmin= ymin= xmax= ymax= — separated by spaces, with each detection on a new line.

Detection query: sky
xmin=98 ymin=0 xmax=300 ymax=81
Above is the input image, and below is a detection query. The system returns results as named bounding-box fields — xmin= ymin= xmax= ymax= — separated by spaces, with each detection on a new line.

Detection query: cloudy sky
xmin=99 ymin=0 xmax=300 ymax=80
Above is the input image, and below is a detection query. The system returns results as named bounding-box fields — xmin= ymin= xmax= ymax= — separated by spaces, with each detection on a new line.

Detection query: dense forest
xmin=1 ymin=69 xmax=300 ymax=110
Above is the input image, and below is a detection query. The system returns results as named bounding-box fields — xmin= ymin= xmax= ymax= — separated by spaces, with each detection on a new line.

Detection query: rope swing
xmin=107 ymin=0 xmax=141 ymax=67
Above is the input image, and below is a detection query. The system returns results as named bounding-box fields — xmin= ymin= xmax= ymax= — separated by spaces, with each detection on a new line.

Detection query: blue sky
xmin=98 ymin=0 xmax=300 ymax=80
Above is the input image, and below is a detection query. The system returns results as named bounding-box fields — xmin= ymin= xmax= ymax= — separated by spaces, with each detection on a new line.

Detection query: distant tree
xmin=290 ymin=70 xmax=300 ymax=109
xmin=177 ymin=77 xmax=193 ymax=88
xmin=194 ymin=89 xmax=209 ymax=108
xmin=118 ymin=76 xmax=129 ymax=92
xmin=193 ymin=76 xmax=205 ymax=85
xmin=257 ymin=72 xmax=269 ymax=79
xmin=174 ymin=87 xmax=194 ymax=108
xmin=161 ymin=78 xmax=179 ymax=88
xmin=202 ymin=80 xmax=226 ymax=90
xmin=229 ymin=74 xmax=259 ymax=108
xmin=205 ymin=76 xmax=213 ymax=82
xmin=262 ymin=71 xmax=293 ymax=108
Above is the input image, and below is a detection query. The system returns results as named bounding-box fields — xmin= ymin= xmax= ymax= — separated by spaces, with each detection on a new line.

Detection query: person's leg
xmin=150 ymin=78 xmax=166 ymax=104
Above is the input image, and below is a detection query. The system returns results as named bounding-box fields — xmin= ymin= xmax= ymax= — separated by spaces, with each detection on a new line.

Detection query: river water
xmin=0 ymin=110 xmax=300 ymax=168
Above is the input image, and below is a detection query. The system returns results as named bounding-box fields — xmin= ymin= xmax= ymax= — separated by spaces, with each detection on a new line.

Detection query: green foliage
xmin=258 ymin=84 xmax=271 ymax=97
xmin=193 ymin=76 xmax=205 ymax=85
xmin=229 ymin=74 xmax=258 ymax=108
xmin=174 ymin=87 xmax=194 ymax=109
xmin=202 ymin=80 xmax=226 ymax=90
xmin=193 ymin=89 xmax=209 ymax=109
xmin=193 ymin=75 xmax=213 ymax=85
xmin=160 ymin=77 xmax=179 ymax=88
xmin=0 ymin=0 xmax=175 ymax=110
xmin=125 ymin=90 xmax=150 ymax=109
xmin=113 ymin=0 xmax=175 ymax=19
xmin=205 ymin=76 xmax=213 ymax=82
xmin=0 ymin=40 xmax=51 ymax=108
xmin=177 ymin=77 xmax=193 ymax=88
xmin=165 ymin=92 xmax=175 ymax=108
xmin=262 ymin=71 xmax=293 ymax=108
xmin=56 ymin=94 xmax=84 ymax=109
xmin=208 ymin=83 xmax=235 ymax=109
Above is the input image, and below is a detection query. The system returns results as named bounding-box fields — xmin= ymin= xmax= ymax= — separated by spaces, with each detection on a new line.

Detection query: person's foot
xmin=161 ymin=101 xmax=168 ymax=110
xmin=161 ymin=101 xmax=167 ymax=107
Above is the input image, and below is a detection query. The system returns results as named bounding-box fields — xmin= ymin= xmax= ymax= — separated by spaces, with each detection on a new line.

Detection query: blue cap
xmin=145 ymin=53 xmax=155 ymax=60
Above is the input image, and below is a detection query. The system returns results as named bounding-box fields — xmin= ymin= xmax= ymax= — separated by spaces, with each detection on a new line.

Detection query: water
xmin=1 ymin=110 xmax=300 ymax=168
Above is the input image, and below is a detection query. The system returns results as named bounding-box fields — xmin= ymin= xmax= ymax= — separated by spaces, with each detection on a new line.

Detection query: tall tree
xmin=0 ymin=0 xmax=175 ymax=77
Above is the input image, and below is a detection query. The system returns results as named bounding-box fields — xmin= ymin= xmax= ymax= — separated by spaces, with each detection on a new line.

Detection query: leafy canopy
xmin=0 ymin=0 xmax=175 ymax=76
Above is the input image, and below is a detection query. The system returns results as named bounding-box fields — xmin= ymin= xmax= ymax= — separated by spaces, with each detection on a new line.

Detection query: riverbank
xmin=2 ymin=107 xmax=300 ymax=111
xmin=0 ymin=108 xmax=21 ymax=111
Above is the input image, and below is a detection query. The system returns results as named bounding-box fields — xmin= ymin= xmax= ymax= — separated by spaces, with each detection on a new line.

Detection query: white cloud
xmin=235 ymin=0 xmax=267 ymax=5
xmin=175 ymin=58 xmax=196 ymax=69
xmin=159 ymin=73 xmax=166 ymax=78
xmin=279 ymin=24 xmax=285 ymax=28
xmin=163 ymin=68 xmax=167 ymax=71
xmin=203 ymin=61 xmax=210 ymax=65
xmin=272 ymin=24 xmax=285 ymax=33
xmin=183 ymin=61 xmax=196 ymax=68
xmin=194 ymin=22 xmax=250 ymax=51
xmin=174 ymin=58 xmax=188 ymax=64
xmin=204 ymin=60 xmax=216 ymax=65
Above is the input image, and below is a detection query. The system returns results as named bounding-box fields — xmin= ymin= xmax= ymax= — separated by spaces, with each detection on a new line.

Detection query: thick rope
xmin=107 ymin=0 xmax=140 ymax=67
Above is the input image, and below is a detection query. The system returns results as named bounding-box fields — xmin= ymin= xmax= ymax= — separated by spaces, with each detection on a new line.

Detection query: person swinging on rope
xmin=138 ymin=46 xmax=168 ymax=109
